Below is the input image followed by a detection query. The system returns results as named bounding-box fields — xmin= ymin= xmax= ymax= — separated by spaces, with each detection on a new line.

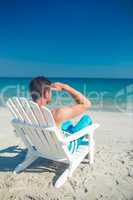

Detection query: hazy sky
xmin=0 ymin=0 xmax=133 ymax=78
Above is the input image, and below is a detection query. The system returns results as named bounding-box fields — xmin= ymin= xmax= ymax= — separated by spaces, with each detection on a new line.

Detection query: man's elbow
xmin=84 ymin=101 xmax=92 ymax=109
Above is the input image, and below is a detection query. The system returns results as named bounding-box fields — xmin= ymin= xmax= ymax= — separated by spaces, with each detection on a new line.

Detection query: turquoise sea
xmin=0 ymin=78 xmax=133 ymax=113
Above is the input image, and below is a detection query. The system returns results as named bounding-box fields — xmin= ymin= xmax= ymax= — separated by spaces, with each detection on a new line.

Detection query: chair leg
xmin=89 ymin=146 xmax=94 ymax=164
xmin=68 ymin=162 xmax=79 ymax=178
xmin=54 ymin=169 xmax=69 ymax=188
xmin=14 ymin=150 xmax=38 ymax=174
xmin=89 ymin=132 xmax=95 ymax=165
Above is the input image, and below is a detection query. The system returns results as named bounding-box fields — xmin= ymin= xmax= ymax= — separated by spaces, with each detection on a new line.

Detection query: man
xmin=29 ymin=76 xmax=91 ymax=127
xmin=29 ymin=76 xmax=92 ymax=153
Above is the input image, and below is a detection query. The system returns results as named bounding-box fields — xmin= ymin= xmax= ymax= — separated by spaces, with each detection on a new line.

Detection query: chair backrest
xmin=7 ymin=97 xmax=70 ymax=161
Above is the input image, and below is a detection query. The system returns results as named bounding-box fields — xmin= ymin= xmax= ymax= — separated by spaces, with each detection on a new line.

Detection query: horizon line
xmin=0 ymin=76 xmax=133 ymax=80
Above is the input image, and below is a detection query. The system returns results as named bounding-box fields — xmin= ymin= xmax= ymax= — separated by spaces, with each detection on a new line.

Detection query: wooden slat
xmin=25 ymin=127 xmax=50 ymax=154
xmin=42 ymin=106 xmax=56 ymax=127
xmin=7 ymin=99 xmax=23 ymax=121
xmin=12 ymin=97 xmax=30 ymax=122
xmin=50 ymin=131 xmax=66 ymax=157
xmin=19 ymin=98 xmax=38 ymax=124
xmin=29 ymin=101 xmax=47 ymax=126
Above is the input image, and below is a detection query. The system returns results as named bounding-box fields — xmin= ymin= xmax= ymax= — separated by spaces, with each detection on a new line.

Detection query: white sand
xmin=0 ymin=107 xmax=133 ymax=200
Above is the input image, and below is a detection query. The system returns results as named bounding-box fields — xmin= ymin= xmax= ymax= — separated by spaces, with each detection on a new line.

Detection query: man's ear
xmin=44 ymin=90 xmax=49 ymax=99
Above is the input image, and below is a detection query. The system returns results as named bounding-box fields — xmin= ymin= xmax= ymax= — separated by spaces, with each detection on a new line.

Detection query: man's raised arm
xmin=51 ymin=83 xmax=91 ymax=126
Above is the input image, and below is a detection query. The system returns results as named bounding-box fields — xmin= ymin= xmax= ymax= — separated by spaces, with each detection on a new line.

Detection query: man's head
xmin=29 ymin=76 xmax=52 ymax=104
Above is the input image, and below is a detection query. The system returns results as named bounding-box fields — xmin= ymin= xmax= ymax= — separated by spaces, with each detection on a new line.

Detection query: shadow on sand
xmin=0 ymin=145 xmax=68 ymax=185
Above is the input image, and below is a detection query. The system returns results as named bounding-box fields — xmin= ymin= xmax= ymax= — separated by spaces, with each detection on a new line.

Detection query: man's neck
xmin=37 ymin=98 xmax=47 ymax=107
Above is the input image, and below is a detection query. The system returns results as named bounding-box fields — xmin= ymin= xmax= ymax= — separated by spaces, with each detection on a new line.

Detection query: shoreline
xmin=1 ymin=104 xmax=133 ymax=114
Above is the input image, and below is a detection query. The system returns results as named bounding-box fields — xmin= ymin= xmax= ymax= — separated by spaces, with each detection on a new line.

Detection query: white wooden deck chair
xmin=7 ymin=97 xmax=100 ymax=188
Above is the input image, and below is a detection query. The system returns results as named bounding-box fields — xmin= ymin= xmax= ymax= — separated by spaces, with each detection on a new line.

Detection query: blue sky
xmin=0 ymin=0 xmax=133 ymax=78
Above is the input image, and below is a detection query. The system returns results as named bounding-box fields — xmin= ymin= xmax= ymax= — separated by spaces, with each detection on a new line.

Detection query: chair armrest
xmin=64 ymin=123 xmax=100 ymax=143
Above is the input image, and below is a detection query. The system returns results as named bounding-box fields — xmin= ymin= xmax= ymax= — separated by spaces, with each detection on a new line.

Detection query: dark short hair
xmin=29 ymin=76 xmax=51 ymax=102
